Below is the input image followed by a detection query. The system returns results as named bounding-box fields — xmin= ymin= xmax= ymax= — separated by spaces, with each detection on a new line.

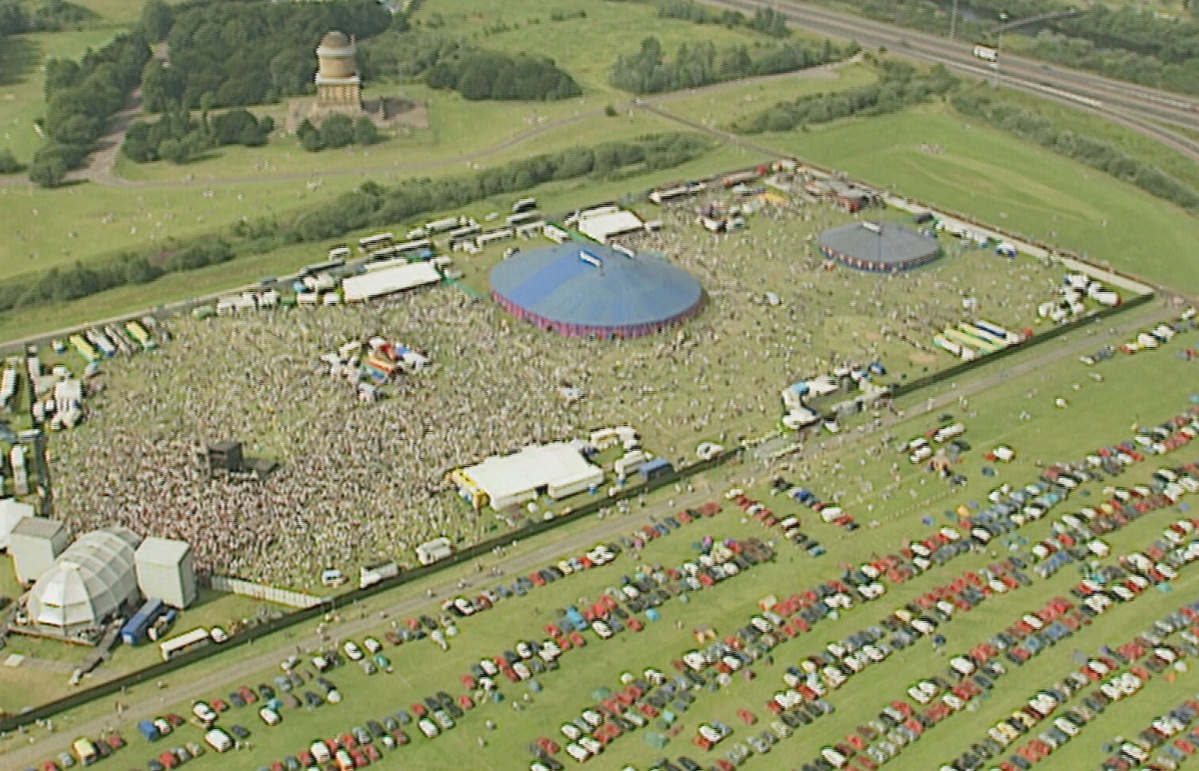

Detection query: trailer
xmin=125 ymin=320 xmax=157 ymax=351
xmin=959 ymin=323 xmax=1007 ymax=351
xmin=416 ymin=537 xmax=454 ymax=566
xmin=512 ymin=197 xmax=538 ymax=214
xmin=70 ymin=334 xmax=100 ymax=364
xmin=425 ymin=217 xmax=462 ymax=234
xmin=360 ymin=561 xmax=400 ymax=589
xmin=357 ymin=232 xmax=395 ymax=253
xmin=942 ymin=328 xmax=986 ymax=355
xmin=87 ymin=329 xmax=116 ymax=358
xmin=639 ymin=457 xmax=674 ymax=482
xmin=973 ymin=319 xmax=1021 ymax=345
xmin=933 ymin=334 xmax=961 ymax=357
xmin=120 ymin=597 xmax=165 ymax=646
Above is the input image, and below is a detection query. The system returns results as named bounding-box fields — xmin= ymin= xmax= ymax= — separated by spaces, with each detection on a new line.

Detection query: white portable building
xmin=135 ymin=537 xmax=197 ymax=609
xmin=9 ymin=515 xmax=69 ymax=583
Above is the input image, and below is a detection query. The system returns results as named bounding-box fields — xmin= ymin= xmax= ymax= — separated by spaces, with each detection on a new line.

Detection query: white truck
xmin=973 ymin=45 xmax=998 ymax=62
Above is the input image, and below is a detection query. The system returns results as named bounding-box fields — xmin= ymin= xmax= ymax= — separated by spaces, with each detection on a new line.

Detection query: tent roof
xmin=459 ymin=443 xmax=602 ymax=504
xmin=342 ymin=262 xmax=440 ymax=302
xmin=490 ymin=243 xmax=702 ymax=330
xmin=27 ymin=527 xmax=141 ymax=632
xmin=818 ymin=222 xmax=940 ymax=267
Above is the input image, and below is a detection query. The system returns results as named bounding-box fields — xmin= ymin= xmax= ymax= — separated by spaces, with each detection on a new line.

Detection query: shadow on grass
xmin=0 ymin=35 xmax=41 ymax=88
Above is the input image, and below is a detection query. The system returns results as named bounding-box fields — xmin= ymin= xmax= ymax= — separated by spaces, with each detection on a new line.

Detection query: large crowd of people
xmin=49 ymin=195 xmax=1064 ymax=588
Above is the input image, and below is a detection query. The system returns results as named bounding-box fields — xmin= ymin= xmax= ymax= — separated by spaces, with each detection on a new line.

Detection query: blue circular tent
xmin=490 ymin=242 xmax=704 ymax=339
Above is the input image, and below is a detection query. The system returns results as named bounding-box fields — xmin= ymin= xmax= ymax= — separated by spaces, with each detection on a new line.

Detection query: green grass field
xmin=765 ymin=100 xmax=1199 ymax=295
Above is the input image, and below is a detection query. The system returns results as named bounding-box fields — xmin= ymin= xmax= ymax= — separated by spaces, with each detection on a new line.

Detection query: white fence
xmin=210 ymin=575 xmax=324 ymax=609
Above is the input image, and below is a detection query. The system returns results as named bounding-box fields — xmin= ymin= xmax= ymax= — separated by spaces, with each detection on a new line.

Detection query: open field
xmin=758 ymin=100 xmax=1199 ymax=295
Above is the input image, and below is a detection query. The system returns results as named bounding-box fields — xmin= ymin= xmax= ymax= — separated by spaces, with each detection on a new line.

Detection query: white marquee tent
xmin=25 ymin=526 xmax=141 ymax=637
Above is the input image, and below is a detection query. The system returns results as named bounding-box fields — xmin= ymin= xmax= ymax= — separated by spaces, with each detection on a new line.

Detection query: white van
xmin=310 ymin=740 xmax=332 ymax=763
xmin=205 ymin=728 xmax=233 ymax=753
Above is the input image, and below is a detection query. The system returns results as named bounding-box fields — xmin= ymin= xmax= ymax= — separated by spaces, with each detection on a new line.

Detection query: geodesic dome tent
xmin=25 ymin=526 xmax=141 ymax=638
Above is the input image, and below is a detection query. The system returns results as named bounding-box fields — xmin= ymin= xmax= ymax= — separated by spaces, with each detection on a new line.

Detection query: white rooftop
xmin=342 ymin=262 xmax=440 ymax=302
xmin=0 ymin=499 xmax=36 ymax=550
xmin=135 ymin=536 xmax=191 ymax=566
xmin=576 ymin=209 xmax=645 ymax=244
xmin=460 ymin=443 xmax=601 ymax=507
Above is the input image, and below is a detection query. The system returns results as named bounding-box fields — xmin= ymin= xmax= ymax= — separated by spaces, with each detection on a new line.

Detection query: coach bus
xmin=512 ymin=197 xmax=537 ymax=214
xmin=159 ymin=627 xmax=212 ymax=661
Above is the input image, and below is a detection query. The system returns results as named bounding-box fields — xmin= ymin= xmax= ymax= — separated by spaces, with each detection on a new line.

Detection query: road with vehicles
xmin=709 ymin=0 xmax=1199 ymax=164
xmin=0 ymin=300 xmax=1178 ymax=769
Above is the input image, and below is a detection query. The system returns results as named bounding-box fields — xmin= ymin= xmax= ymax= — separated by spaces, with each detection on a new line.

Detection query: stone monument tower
xmin=315 ymin=31 xmax=361 ymax=112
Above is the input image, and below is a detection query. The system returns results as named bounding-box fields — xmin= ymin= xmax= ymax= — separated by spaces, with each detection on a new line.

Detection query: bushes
xmin=123 ymin=109 xmax=273 ymax=163
xmin=733 ymin=61 xmax=958 ymax=134
xmin=609 ymin=35 xmax=855 ymax=95
xmin=296 ymin=115 xmax=379 ymax=152
xmin=656 ymin=0 xmax=789 ymax=38
xmin=426 ymin=50 xmax=581 ymax=101
xmin=0 ymin=147 xmax=22 ymax=174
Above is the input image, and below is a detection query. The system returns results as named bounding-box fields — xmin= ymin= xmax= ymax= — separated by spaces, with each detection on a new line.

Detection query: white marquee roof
xmin=342 ymin=262 xmax=440 ymax=302
xmin=27 ymin=527 xmax=141 ymax=634
xmin=459 ymin=443 xmax=602 ymax=509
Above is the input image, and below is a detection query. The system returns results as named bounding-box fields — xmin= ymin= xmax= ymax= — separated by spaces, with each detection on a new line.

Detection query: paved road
xmin=0 ymin=298 xmax=1177 ymax=767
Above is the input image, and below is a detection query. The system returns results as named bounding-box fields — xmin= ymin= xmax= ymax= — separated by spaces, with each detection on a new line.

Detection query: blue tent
xmin=646 ymin=608 xmax=661 ymax=622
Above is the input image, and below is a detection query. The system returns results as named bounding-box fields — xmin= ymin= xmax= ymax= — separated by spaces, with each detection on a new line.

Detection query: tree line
xmin=425 ymin=50 xmax=581 ymax=101
xmin=0 ymin=0 xmax=91 ymax=35
xmin=655 ymin=0 xmax=791 ymax=38
xmin=0 ymin=132 xmax=710 ymax=315
xmin=732 ymin=61 xmax=958 ymax=134
xmin=30 ymin=29 xmax=151 ymax=186
xmin=951 ymin=90 xmax=1199 ymax=212
xmin=140 ymin=0 xmax=394 ymax=113
xmin=0 ymin=237 xmax=232 ymax=313
xmin=122 ymin=108 xmax=275 ymax=164
xmin=609 ymin=35 xmax=855 ymax=95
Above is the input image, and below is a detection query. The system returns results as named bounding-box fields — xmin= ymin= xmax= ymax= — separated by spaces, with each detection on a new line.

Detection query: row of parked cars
xmin=519 ymin=538 xmax=778 ymax=766
xmin=21 ymin=734 xmax=126 ymax=771
xmin=869 ymin=479 xmax=1199 ymax=771
xmin=730 ymin=488 xmax=827 ymax=556
xmin=942 ymin=595 xmax=1199 ymax=771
